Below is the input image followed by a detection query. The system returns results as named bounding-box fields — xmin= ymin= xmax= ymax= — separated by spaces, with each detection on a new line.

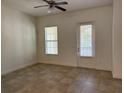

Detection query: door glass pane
xmin=80 ymin=24 xmax=93 ymax=57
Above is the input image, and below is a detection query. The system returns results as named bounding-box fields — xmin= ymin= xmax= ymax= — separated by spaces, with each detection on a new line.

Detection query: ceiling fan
xmin=34 ymin=0 xmax=68 ymax=12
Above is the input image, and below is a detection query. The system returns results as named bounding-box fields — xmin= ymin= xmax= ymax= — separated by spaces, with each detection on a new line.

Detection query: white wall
xmin=1 ymin=4 xmax=37 ymax=75
xmin=112 ymin=0 xmax=122 ymax=79
xmin=37 ymin=5 xmax=113 ymax=71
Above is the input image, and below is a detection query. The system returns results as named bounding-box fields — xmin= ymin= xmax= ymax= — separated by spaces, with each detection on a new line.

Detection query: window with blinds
xmin=80 ymin=24 xmax=94 ymax=57
xmin=45 ymin=26 xmax=58 ymax=55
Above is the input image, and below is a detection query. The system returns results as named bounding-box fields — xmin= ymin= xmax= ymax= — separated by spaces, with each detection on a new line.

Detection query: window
xmin=80 ymin=24 xmax=94 ymax=57
xmin=45 ymin=26 xmax=58 ymax=55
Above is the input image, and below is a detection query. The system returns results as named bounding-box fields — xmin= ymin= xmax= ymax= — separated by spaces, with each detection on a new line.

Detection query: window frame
xmin=79 ymin=22 xmax=95 ymax=58
xmin=44 ymin=26 xmax=59 ymax=55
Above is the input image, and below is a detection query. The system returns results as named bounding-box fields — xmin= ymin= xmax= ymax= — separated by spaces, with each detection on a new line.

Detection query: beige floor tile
xmin=2 ymin=63 xmax=122 ymax=93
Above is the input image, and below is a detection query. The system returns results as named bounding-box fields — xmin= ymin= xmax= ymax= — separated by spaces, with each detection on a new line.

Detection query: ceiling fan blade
xmin=34 ymin=5 xmax=49 ymax=8
xmin=43 ymin=0 xmax=50 ymax=4
xmin=55 ymin=2 xmax=68 ymax=5
xmin=55 ymin=6 xmax=66 ymax=11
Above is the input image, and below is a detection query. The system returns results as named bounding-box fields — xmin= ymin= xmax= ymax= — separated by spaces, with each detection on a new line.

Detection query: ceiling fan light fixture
xmin=47 ymin=10 xmax=52 ymax=13
xmin=47 ymin=7 xmax=55 ymax=13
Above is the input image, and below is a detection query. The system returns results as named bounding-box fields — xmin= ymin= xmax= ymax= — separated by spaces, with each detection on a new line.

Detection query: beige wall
xmin=1 ymin=4 xmax=37 ymax=75
xmin=2 ymin=1 xmax=121 ymax=78
xmin=112 ymin=0 xmax=122 ymax=79
xmin=37 ymin=5 xmax=113 ymax=71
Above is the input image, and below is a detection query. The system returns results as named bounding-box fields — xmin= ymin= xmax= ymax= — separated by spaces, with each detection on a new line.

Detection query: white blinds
xmin=80 ymin=24 xmax=93 ymax=57
xmin=45 ymin=26 xmax=58 ymax=55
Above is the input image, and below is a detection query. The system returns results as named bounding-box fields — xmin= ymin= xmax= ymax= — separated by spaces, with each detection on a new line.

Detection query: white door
xmin=76 ymin=23 xmax=95 ymax=67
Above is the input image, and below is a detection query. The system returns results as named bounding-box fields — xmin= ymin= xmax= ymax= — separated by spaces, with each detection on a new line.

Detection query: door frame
xmin=76 ymin=22 xmax=95 ymax=67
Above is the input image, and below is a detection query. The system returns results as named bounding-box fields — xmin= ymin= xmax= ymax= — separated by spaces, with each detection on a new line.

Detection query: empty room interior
xmin=1 ymin=0 xmax=122 ymax=93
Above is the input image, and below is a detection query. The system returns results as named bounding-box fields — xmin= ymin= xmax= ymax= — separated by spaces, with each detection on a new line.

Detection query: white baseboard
xmin=38 ymin=61 xmax=112 ymax=72
xmin=38 ymin=61 xmax=77 ymax=67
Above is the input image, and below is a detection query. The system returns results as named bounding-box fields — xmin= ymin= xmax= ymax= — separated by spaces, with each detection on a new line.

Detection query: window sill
xmin=45 ymin=54 xmax=59 ymax=56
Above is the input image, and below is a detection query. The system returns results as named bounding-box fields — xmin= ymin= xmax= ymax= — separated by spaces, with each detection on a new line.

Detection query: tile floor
xmin=2 ymin=63 xmax=122 ymax=93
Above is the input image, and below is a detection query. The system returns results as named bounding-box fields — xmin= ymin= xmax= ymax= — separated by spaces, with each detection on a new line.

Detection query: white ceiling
xmin=2 ymin=0 xmax=113 ymax=16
